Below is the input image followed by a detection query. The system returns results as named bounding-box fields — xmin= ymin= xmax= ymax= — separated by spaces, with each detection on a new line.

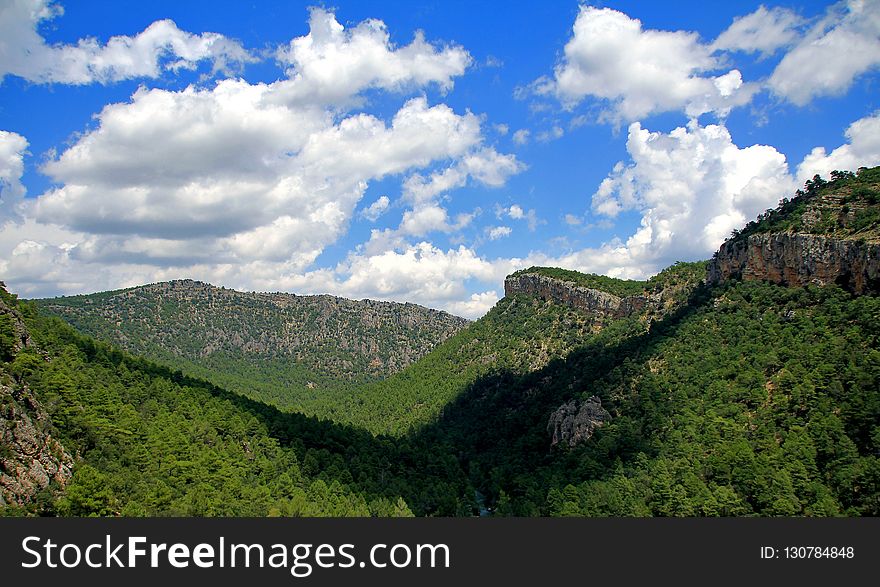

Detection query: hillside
xmin=345 ymin=261 xmax=707 ymax=435
xmin=1 ymin=283 xmax=431 ymax=516
xmin=34 ymin=280 xmax=468 ymax=415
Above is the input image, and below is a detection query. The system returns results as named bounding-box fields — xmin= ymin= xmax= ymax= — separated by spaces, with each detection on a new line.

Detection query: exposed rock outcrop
xmin=1 ymin=285 xmax=74 ymax=509
xmin=504 ymin=273 xmax=660 ymax=321
xmin=708 ymin=233 xmax=880 ymax=294
xmin=1 ymin=380 xmax=74 ymax=508
xmin=548 ymin=396 xmax=611 ymax=448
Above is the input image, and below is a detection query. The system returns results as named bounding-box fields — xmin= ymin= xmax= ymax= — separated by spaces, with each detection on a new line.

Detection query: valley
xmin=3 ymin=167 xmax=879 ymax=517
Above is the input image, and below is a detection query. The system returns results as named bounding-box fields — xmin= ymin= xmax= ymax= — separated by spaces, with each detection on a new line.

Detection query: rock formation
xmin=707 ymin=233 xmax=880 ymax=294
xmin=1 ymin=380 xmax=74 ymax=508
xmin=504 ymin=273 xmax=660 ymax=321
xmin=1 ymin=284 xmax=74 ymax=509
xmin=547 ymin=396 xmax=611 ymax=448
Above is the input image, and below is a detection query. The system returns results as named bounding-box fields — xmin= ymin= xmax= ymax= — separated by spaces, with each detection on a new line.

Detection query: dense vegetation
xmin=35 ymin=280 xmax=467 ymax=415
xmin=341 ymin=261 xmax=705 ymax=435
xmin=0 ymin=287 xmax=424 ymax=516
xmin=430 ymin=280 xmax=880 ymax=516
xmin=732 ymin=166 xmax=880 ymax=243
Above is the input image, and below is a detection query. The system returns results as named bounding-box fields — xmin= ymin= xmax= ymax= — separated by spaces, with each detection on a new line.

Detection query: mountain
xmin=414 ymin=167 xmax=880 ymax=515
xmin=5 ymin=166 xmax=879 ymax=517
xmin=1 ymin=283 xmax=434 ymax=516
xmin=34 ymin=280 xmax=468 ymax=416
xmin=342 ymin=260 xmax=706 ymax=435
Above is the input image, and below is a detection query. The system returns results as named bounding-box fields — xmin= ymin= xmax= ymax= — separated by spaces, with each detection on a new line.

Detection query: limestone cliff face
xmin=547 ymin=396 xmax=611 ymax=448
xmin=503 ymin=273 xmax=659 ymax=321
xmin=0 ymin=285 xmax=74 ymax=509
xmin=1 ymin=380 xmax=74 ymax=508
xmin=708 ymin=233 xmax=880 ymax=294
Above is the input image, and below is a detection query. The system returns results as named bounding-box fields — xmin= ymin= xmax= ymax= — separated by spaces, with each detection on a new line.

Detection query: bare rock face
xmin=503 ymin=274 xmax=660 ymax=322
xmin=707 ymin=234 xmax=880 ymax=294
xmin=1 ymin=380 xmax=74 ymax=508
xmin=0 ymin=283 xmax=74 ymax=509
xmin=548 ymin=396 xmax=611 ymax=448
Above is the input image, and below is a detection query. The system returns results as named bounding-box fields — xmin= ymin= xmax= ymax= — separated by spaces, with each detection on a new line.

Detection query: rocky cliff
xmin=503 ymin=262 xmax=705 ymax=325
xmin=1 ymin=380 xmax=74 ymax=509
xmin=504 ymin=273 xmax=658 ymax=320
xmin=707 ymin=233 xmax=880 ymax=294
xmin=547 ymin=396 xmax=611 ymax=448
xmin=1 ymin=284 xmax=74 ymax=509
xmin=707 ymin=167 xmax=880 ymax=293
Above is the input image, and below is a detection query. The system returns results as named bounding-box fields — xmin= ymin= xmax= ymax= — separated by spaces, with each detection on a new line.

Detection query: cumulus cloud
xmin=0 ymin=0 xmax=253 ymax=85
xmin=275 ymin=241 xmax=512 ymax=319
xmin=401 ymin=147 xmax=523 ymax=204
xmin=34 ymin=85 xmax=480 ymax=248
xmin=361 ymin=195 xmax=390 ymax=221
xmin=275 ymin=7 xmax=470 ymax=107
xmin=0 ymin=130 xmax=28 ymax=220
xmin=769 ymin=0 xmax=880 ymax=105
xmin=589 ymin=119 xmax=796 ymax=272
xmin=1 ymin=9 xmax=523 ymax=314
xmin=392 ymin=147 xmax=523 ymax=237
xmin=539 ymin=6 xmax=756 ymax=121
xmin=512 ymin=129 xmax=530 ymax=145
xmin=712 ymin=5 xmax=804 ymax=56
xmin=499 ymin=203 xmax=540 ymax=231
xmin=486 ymin=225 xmax=511 ymax=240
xmin=797 ymin=111 xmax=880 ymax=180
xmin=445 ymin=291 xmax=500 ymax=319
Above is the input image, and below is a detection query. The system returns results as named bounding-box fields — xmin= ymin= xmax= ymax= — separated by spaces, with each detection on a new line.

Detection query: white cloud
xmin=275 ymin=7 xmax=470 ymax=107
xmin=0 ymin=130 xmax=28 ymax=220
xmin=445 ymin=290 xmax=499 ymax=319
xmin=563 ymin=213 xmax=582 ymax=225
xmin=401 ymin=147 xmax=522 ymax=204
xmin=361 ymin=195 xmax=390 ymax=221
xmin=399 ymin=204 xmax=452 ymax=236
xmin=769 ymin=0 xmax=880 ymax=105
xmin=536 ymin=125 xmax=564 ymax=143
xmin=540 ymin=6 xmax=757 ymax=121
xmin=493 ymin=123 xmax=509 ymax=135
xmin=487 ymin=225 xmax=511 ymax=240
xmin=500 ymin=203 xmax=540 ymax=231
xmin=33 ymin=89 xmax=482 ymax=248
xmin=1 ymin=9 xmax=526 ymax=311
xmin=512 ymin=129 xmax=530 ymax=145
xmin=797 ymin=111 xmax=880 ymax=180
xmin=0 ymin=0 xmax=253 ymax=85
xmin=588 ymin=119 xmax=796 ymax=273
xmin=712 ymin=5 xmax=804 ymax=56
xmin=280 ymin=241 xmax=509 ymax=319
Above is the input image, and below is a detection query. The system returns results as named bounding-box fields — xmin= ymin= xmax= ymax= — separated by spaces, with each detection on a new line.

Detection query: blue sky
xmin=0 ymin=0 xmax=878 ymax=317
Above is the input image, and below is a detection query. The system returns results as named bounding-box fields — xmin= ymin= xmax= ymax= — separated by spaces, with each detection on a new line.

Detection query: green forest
xmin=2 ymin=168 xmax=879 ymax=517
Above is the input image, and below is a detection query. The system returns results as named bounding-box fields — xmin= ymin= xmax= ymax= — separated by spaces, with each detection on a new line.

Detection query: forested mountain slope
xmin=343 ymin=261 xmax=706 ymax=435
xmin=1 ymin=284 xmax=422 ymax=516
xmin=35 ymin=280 xmax=468 ymax=415
xmin=415 ymin=167 xmax=880 ymax=515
